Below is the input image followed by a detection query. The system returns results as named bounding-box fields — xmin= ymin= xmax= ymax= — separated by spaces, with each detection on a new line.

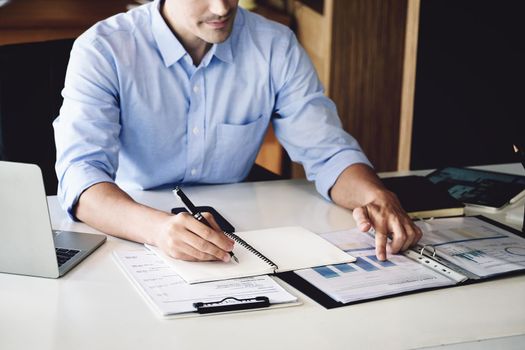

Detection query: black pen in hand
xmin=173 ymin=186 xmax=239 ymax=263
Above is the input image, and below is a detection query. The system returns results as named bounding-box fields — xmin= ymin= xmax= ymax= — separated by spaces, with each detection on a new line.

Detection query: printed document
xmin=416 ymin=217 xmax=525 ymax=277
xmin=113 ymin=249 xmax=298 ymax=316
xmin=294 ymin=229 xmax=454 ymax=304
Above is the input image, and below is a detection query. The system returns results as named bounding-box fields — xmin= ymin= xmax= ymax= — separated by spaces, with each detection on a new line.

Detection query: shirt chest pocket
xmin=211 ymin=115 xmax=268 ymax=182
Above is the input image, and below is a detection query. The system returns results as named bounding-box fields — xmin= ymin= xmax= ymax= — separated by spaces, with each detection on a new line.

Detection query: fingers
xmin=374 ymin=229 xmax=388 ymax=261
xmin=201 ymin=212 xmax=222 ymax=232
xmin=389 ymin=219 xmax=406 ymax=254
xmin=360 ymin=190 xmax=424 ymax=261
xmin=160 ymin=212 xmax=234 ymax=262
xmin=411 ymin=222 xmax=423 ymax=246
xmin=353 ymin=207 xmax=372 ymax=232
xmin=401 ymin=222 xmax=422 ymax=251
xmin=391 ymin=219 xmax=423 ymax=253
xmin=185 ymin=213 xmax=234 ymax=252
xmin=169 ymin=241 xmax=218 ymax=261
xmin=181 ymin=228 xmax=232 ymax=262
xmin=380 ymin=218 xmax=423 ymax=258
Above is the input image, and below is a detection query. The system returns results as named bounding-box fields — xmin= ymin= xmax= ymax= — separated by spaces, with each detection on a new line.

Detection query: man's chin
xmin=199 ymin=16 xmax=235 ymax=44
xmin=200 ymin=30 xmax=232 ymax=44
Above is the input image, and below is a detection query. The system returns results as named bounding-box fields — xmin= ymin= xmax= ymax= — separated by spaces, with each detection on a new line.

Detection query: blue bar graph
xmin=452 ymin=250 xmax=486 ymax=262
xmin=368 ymin=255 xmax=396 ymax=267
xmin=312 ymin=266 xmax=340 ymax=279
xmin=332 ymin=263 xmax=356 ymax=273
xmin=354 ymin=257 xmax=379 ymax=272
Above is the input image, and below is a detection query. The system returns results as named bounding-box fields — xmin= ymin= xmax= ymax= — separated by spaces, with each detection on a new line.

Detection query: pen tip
xmin=233 ymin=256 xmax=239 ymax=263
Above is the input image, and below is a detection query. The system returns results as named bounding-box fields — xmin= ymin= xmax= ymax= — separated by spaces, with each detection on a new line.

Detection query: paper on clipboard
xmin=113 ymin=249 xmax=300 ymax=318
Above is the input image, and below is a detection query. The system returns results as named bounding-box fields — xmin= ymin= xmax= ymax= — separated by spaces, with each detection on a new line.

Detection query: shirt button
xmin=192 ymin=127 xmax=199 ymax=135
xmin=191 ymin=168 xmax=197 ymax=176
xmin=193 ymin=85 xmax=200 ymax=93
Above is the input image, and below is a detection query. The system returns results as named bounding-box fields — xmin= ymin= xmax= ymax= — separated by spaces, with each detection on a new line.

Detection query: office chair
xmin=244 ymin=163 xmax=285 ymax=182
xmin=0 ymin=38 xmax=75 ymax=195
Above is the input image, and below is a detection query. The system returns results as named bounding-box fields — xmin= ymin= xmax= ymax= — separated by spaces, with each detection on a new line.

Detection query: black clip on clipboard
xmin=193 ymin=296 xmax=270 ymax=314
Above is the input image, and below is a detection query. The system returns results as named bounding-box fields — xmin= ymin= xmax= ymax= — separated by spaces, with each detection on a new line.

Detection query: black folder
xmin=277 ymin=216 xmax=525 ymax=309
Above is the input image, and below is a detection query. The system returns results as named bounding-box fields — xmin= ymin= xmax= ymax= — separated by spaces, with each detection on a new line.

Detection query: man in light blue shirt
xmin=54 ymin=0 xmax=421 ymax=262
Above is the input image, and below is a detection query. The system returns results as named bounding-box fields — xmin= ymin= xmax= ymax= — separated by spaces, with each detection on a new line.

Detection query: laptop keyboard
xmin=55 ymin=248 xmax=80 ymax=267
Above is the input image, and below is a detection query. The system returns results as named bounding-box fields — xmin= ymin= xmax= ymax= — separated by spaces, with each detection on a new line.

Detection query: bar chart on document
xmin=294 ymin=229 xmax=455 ymax=304
xmin=450 ymin=248 xmax=488 ymax=263
xmin=415 ymin=217 xmax=525 ymax=278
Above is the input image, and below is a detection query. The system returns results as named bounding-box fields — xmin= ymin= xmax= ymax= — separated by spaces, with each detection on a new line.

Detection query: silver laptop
xmin=0 ymin=161 xmax=106 ymax=278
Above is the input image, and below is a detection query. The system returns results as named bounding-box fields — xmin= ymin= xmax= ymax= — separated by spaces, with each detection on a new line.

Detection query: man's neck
xmin=184 ymin=41 xmax=212 ymax=66
xmin=160 ymin=2 xmax=211 ymax=66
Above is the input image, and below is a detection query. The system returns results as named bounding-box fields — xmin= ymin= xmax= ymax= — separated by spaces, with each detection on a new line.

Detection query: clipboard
xmin=113 ymin=249 xmax=301 ymax=318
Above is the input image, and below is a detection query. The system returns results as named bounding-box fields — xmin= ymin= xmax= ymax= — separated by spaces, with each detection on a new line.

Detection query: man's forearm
xmin=330 ymin=163 xmax=388 ymax=210
xmin=74 ymin=182 xmax=171 ymax=245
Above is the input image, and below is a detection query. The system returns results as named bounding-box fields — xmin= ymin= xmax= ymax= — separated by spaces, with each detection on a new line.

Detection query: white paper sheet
xmin=294 ymin=229 xmax=455 ymax=304
xmin=146 ymin=226 xmax=355 ymax=284
xmin=113 ymin=249 xmax=298 ymax=316
xmin=416 ymin=217 xmax=525 ymax=277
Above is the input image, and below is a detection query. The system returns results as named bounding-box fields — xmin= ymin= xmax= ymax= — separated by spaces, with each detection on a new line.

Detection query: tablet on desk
xmin=425 ymin=167 xmax=525 ymax=211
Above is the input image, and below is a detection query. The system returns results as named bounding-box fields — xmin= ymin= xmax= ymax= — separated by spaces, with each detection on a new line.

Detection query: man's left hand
xmin=330 ymin=163 xmax=423 ymax=261
xmin=351 ymin=189 xmax=422 ymax=261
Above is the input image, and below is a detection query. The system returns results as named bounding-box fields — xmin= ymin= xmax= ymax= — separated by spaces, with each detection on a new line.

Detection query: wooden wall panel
xmin=329 ymin=0 xmax=408 ymax=171
xmin=397 ymin=0 xmax=420 ymax=171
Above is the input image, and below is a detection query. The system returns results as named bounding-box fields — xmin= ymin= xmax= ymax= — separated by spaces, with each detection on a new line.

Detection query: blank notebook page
xmin=238 ymin=226 xmax=355 ymax=272
xmin=146 ymin=226 xmax=355 ymax=284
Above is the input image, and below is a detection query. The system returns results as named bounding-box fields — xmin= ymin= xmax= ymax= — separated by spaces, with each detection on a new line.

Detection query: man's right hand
xmin=154 ymin=212 xmax=235 ymax=262
xmin=74 ymin=182 xmax=235 ymax=262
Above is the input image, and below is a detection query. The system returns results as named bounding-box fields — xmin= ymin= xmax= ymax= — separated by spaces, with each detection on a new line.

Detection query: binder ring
xmin=419 ymin=244 xmax=436 ymax=257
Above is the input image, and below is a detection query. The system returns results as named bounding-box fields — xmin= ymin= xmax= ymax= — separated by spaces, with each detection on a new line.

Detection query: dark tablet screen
xmin=425 ymin=167 xmax=525 ymax=208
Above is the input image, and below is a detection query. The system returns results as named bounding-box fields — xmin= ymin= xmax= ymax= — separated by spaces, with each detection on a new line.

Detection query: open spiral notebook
xmin=145 ymin=226 xmax=355 ymax=284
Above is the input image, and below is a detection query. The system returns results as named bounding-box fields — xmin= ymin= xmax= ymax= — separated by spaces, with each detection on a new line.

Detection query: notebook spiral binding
xmin=223 ymin=231 xmax=279 ymax=270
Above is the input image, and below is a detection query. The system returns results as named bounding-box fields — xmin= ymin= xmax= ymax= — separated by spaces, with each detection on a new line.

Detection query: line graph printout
xmin=295 ymin=229 xmax=454 ymax=304
xmin=416 ymin=217 xmax=525 ymax=277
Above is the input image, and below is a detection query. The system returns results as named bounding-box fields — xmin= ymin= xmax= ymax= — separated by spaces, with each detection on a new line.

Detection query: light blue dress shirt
xmin=53 ymin=0 xmax=371 ymax=218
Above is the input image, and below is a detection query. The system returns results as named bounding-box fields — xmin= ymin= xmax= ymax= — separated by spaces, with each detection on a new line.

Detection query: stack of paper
xmin=113 ymin=250 xmax=299 ymax=317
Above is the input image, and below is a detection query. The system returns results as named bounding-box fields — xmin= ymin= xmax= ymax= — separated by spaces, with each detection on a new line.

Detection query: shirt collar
xmin=214 ymin=8 xmax=245 ymax=64
xmin=212 ymin=9 xmax=244 ymax=64
xmin=151 ymin=0 xmax=242 ymax=67
xmin=151 ymin=0 xmax=187 ymax=67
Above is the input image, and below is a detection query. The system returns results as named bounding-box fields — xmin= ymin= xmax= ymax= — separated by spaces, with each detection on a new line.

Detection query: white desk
xmin=1 ymin=165 xmax=525 ymax=350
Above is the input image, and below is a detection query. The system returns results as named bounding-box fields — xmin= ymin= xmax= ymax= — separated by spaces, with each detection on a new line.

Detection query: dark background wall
xmin=411 ymin=0 xmax=525 ymax=169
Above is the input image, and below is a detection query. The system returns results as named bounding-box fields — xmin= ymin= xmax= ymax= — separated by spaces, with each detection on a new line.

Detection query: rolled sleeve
xmin=271 ymin=31 xmax=372 ymax=202
xmin=58 ymin=162 xmax=115 ymax=220
xmin=314 ymin=150 xmax=372 ymax=201
xmin=53 ymin=34 xmax=121 ymax=220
